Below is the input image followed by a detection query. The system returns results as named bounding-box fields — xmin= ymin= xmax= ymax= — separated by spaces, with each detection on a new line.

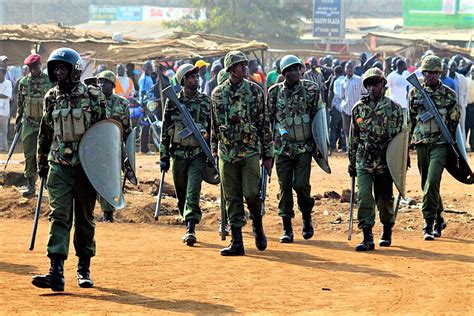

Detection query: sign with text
xmin=312 ymin=0 xmax=345 ymax=38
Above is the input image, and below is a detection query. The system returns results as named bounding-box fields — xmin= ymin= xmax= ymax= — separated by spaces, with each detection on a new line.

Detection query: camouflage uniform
xmin=98 ymin=92 xmax=131 ymax=215
xmin=160 ymin=90 xmax=211 ymax=222
xmin=211 ymin=78 xmax=274 ymax=228
xmin=268 ymin=79 xmax=321 ymax=218
xmin=409 ymin=77 xmax=459 ymax=225
xmin=38 ymin=82 xmax=106 ymax=259
xmin=349 ymin=95 xmax=404 ymax=229
xmin=16 ymin=72 xmax=51 ymax=188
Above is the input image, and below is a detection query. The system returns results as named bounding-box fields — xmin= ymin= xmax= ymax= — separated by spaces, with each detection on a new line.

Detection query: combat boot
xmin=252 ymin=215 xmax=267 ymax=251
xmin=220 ymin=226 xmax=245 ymax=256
xmin=32 ymin=255 xmax=65 ymax=291
xmin=183 ymin=219 xmax=197 ymax=246
xmin=355 ymin=227 xmax=375 ymax=251
xmin=22 ymin=176 xmax=37 ymax=198
xmin=280 ymin=216 xmax=294 ymax=243
xmin=302 ymin=212 xmax=314 ymax=240
xmin=99 ymin=211 xmax=114 ymax=223
xmin=379 ymin=224 xmax=393 ymax=247
xmin=433 ymin=217 xmax=446 ymax=238
xmin=423 ymin=219 xmax=435 ymax=241
xmin=77 ymin=257 xmax=94 ymax=288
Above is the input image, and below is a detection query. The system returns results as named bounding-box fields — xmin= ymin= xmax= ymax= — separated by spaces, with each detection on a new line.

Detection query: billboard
xmin=312 ymin=0 xmax=346 ymax=38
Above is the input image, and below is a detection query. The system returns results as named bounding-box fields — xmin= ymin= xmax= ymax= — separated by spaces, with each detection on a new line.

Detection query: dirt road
xmin=0 ymin=151 xmax=473 ymax=314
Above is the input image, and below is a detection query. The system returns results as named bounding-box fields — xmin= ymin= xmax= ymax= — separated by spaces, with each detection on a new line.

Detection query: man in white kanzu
xmin=0 ymin=65 xmax=13 ymax=152
xmin=386 ymin=59 xmax=410 ymax=115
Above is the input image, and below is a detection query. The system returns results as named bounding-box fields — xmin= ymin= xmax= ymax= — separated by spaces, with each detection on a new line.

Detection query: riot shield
xmin=311 ymin=108 xmax=331 ymax=174
xmin=79 ymin=120 xmax=125 ymax=209
xmin=445 ymin=125 xmax=473 ymax=184
xmin=386 ymin=131 xmax=409 ymax=197
xmin=126 ymin=127 xmax=137 ymax=174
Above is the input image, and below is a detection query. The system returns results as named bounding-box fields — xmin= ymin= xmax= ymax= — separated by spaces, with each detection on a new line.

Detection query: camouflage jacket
xmin=17 ymin=73 xmax=52 ymax=126
xmin=349 ymin=95 xmax=404 ymax=174
xmin=268 ymin=79 xmax=321 ymax=157
xmin=409 ymin=81 xmax=459 ymax=146
xmin=105 ymin=93 xmax=131 ymax=142
xmin=160 ymin=90 xmax=211 ymax=160
xmin=37 ymin=83 xmax=107 ymax=167
xmin=211 ymin=78 xmax=274 ymax=163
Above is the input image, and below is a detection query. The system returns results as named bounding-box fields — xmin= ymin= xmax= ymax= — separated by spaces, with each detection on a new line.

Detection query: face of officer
xmin=366 ymin=79 xmax=384 ymax=102
xmin=53 ymin=62 xmax=71 ymax=83
xmin=283 ymin=63 xmax=301 ymax=86
xmin=99 ymin=78 xmax=114 ymax=97
xmin=29 ymin=64 xmax=42 ymax=77
xmin=230 ymin=61 xmax=248 ymax=82
xmin=422 ymin=70 xmax=440 ymax=89
xmin=184 ymin=69 xmax=200 ymax=93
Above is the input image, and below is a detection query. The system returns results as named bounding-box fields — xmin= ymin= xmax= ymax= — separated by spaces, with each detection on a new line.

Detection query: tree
xmin=165 ymin=0 xmax=305 ymax=41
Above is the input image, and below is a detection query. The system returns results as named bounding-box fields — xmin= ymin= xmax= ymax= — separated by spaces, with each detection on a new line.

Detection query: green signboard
xmin=403 ymin=0 xmax=474 ymax=28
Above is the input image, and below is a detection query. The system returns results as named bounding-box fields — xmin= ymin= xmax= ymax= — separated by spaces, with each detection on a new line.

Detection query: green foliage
xmin=165 ymin=0 xmax=304 ymax=41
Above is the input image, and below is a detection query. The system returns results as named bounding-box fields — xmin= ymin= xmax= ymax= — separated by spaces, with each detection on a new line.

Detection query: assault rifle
xmin=162 ymin=86 xmax=218 ymax=174
xmin=29 ymin=177 xmax=45 ymax=250
xmin=4 ymin=122 xmax=22 ymax=170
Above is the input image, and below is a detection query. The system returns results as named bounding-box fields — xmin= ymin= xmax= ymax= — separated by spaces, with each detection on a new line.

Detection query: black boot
xmin=32 ymin=255 xmax=65 ymax=291
xmin=252 ymin=215 xmax=267 ymax=251
xmin=22 ymin=176 xmax=36 ymax=198
xmin=220 ymin=226 xmax=245 ymax=256
xmin=183 ymin=219 xmax=197 ymax=246
xmin=423 ymin=219 xmax=435 ymax=241
xmin=280 ymin=217 xmax=294 ymax=243
xmin=355 ymin=227 xmax=375 ymax=251
xmin=77 ymin=257 xmax=94 ymax=288
xmin=99 ymin=211 xmax=114 ymax=222
xmin=379 ymin=224 xmax=393 ymax=247
xmin=433 ymin=217 xmax=446 ymax=238
xmin=302 ymin=212 xmax=314 ymax=240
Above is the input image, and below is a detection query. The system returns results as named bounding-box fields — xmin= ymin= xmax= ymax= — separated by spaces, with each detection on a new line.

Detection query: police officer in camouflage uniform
xmin=96 ymin=70 xmax=131 ymax=223
xmin=32 ymin=48 xmax=106 ymax=291
xmin=16 ymin=54 xmax=52 ymax=197
xmin=408 ymin=56 xmax=459 ymax=241
xmin=348 ymin=68 xmax=404 ymax=251
xmin=211 ymin=51 xmax=274 ymax=256
xmin=160 ymin=64 xmax=211 ymax=246
xmin=268 ymin=55 xmax=320 ymax=243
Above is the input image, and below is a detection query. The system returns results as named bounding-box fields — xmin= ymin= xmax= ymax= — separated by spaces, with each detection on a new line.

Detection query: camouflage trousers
xmin=275 ymin=152 xmax=314 ymax=218
xmin=46 ymin=162 xmax=97 ymax=259
xmin=416 ymin=144 xmax=447 ymax=221
xmin=219 ymin=154 xmax=261 ymax=228
xmin=21 ymin=123 xmax=40 ymax=178
xmin=356 ymin=169 xmax=395 ymax=229
xmin=172 ymin=155 xmax=206 ymax=223
xmin=98 ymin=195 xmax=115 ymax=214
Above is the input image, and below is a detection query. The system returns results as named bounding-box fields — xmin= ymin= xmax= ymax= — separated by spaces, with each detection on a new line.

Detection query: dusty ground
xmin=0 ymin=149 xmax=473 ymax=314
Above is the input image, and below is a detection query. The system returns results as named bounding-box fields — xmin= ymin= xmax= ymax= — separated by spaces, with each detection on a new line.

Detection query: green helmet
xmin=224 ymin=51 xmax=248 ymax=72
xmin=362 ymin=67 xmax=386 ymax=88
xmin=97 ymin=70 xmax=116 ymax=87
xmin=175 ymin=63 xmax=198 ymax=86
xmin=217 ymin=69 xmax=230 ymax=85
xmin=421 ymin=55 xmax=442 ymax=72
xmin=47 ymin=47 xmax=83 ymax=83
xmin=280 ymin=55 xmax=303 ymax=74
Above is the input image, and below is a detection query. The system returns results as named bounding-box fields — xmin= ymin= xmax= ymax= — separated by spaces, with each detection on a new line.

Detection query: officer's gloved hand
xmin=160 ymin=157 xmax=170 ymax=172
xmin=348 ymin=164 xmax=356 ymax=177
xmin=38 ymin=163 xmax=49 ymax=187
xmin=263 ymin=157 xmax=273 ymax=176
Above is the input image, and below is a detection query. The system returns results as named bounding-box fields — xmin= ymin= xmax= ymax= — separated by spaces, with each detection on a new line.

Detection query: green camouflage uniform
xmin=268 ymin=79 xmax=321 ymax=218
xmin=409 ymin=81 xmax=459 ymax=221
xmin=349 ymin=95 xmax=404 ymax=229
xmin=160 ymin=90 xmax=211 ymax=222
xmin=16 ymin=73 xmax=51 ymax=177
xmin=98 ymin=93 xmax=131 ymax=213
xmin=211 ymin=79 xmax=274 ymax=228
xmin=37 ymin=82 xmax=106 ymax=259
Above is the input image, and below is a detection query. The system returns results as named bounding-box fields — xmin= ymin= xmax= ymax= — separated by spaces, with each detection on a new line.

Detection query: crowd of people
xmin=0 ymin=47 xmax=472 ymax=292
